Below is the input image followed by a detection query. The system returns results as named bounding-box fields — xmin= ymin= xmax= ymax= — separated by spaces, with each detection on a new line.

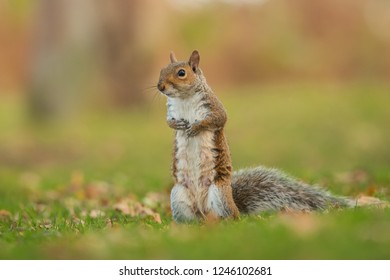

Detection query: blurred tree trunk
xmin=28 ymin=0 xmax=67 ymax=120
xmin=96 ymin=0 xmax=148 ymax=107
xmin=28 ymin=0 xmax=98 ymax=120
xmin=28 ymin=0 xmax=148 ymax=121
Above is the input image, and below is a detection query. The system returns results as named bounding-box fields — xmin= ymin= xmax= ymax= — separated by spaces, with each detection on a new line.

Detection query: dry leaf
xmin=113 ymin=200 xmax=134 ymax=216
xmin=106 ymin=218 xmax=114 ymax=228
xmin=152 ymin=213 xmax=162 ymax=224
xmin=143 ymin=192 xmax=169 ymax=209
xmin=113 ymin=198 xmax=162 ymax=223
xmin=39 ymin=222 xmax=52 ymax=229
xmin=0 ymin=209 xmax=11 ymax=217
xmin=85 ymin=182 xmax=109 ymax=199
xmin=354 ymin=195 xmax=389 ymax=208
xmin=0 ymin=209 xmax=11 ymax=221
xmin=89 ymin=209 xmax=105 ymax=218
xmin=72 ymin=217 xmax=85 ymax=225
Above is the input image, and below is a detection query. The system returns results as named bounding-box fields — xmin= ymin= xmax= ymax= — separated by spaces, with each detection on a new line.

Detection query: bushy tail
xmin=231 ymin=166 xmax=354 ymax=214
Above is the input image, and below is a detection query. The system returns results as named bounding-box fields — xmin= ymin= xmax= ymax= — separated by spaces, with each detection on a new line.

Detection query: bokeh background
xmin=1 ymin=0 xmax=390 ymax=259
xmin=2 ymin=0 xmax=390 ymax=110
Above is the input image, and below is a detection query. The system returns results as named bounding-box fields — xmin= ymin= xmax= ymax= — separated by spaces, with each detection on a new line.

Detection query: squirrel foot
xmin=186 ymin=121 xmax=202 ymax=137
xmin=167 ymin=118 xmax=189 ymax=130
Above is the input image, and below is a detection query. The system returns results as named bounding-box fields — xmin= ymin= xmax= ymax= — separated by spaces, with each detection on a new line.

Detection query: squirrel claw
xmin=176 ymin=119 xmax=189 ymax=130
xmin=186 ymin=125 xmax=200 ymax=137
xmin=167 ymin=118 xmax=189 ymax=130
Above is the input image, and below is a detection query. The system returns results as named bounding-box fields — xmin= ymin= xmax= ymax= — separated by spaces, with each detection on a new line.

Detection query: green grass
xmin=1 ymin=82 xmax=390 ymax=259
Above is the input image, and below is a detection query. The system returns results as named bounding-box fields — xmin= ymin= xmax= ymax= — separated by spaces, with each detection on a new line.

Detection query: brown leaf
xmin=89 ymin=209 xmax=105 ymax=218
xmin=85 ymin=182 xmax=109 ymax=199
xmin=113 ymin=198 xmax=162 ymax=223
xmin=354 ymin=195 xmax=389 ymax=208
xmin=0 ymin=209 xmax=11 ymax=217
xmin=106 ymin=218 xmax=114 ymax=228
xmin=152 ymin=213 xmax=162 ymax=224
xmin=0 ymin=209 xmax=11 ymax=221
xmin=113 ymin=200 xmax=134 ymax=216
xmin=72 ymin=217 xmax=85 ymax=225
xmin=39 ymin=222 xmax=52 ymax=229
xmin=143 ymin=192 xmax=169 ymax=209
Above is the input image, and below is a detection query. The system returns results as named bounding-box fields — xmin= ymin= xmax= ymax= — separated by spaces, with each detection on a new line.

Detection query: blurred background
xmin=1 ymin=0 xmax=390 ymax=111
xmin=1 ymin=0 xmax=390 ymax=260
xmin=1 ymin=0 xmax=390 ymax=198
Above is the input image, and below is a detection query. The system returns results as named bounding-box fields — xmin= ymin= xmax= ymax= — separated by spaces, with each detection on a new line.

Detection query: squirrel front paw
xmin=167 ymin=118 xmax=189 ymax=130
xmin=186 ymin=121 xmax=202 ymax=137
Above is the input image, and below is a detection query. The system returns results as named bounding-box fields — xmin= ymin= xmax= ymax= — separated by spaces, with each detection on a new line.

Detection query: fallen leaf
xmin=152 ymin=213 xmax=162 ymax=224
xmin=106 ymin=218 xmax=114 ymax=228
xmin=113 ymin=198 xmax=162 ymax=223
xmin=39 ymin=222 xmax=52 ymax=229
xmin=0 ymin=209 xmax=11 ymax=217
xmin=143 ymin=192 xmax=169 ymax=209
xmin=354 ymin=195 xmax=389 ymax=208
xmin=85 ymin=182 xmax=109 ymax=199
xmin=0 ymin=209 xmax=11 ymax=221
xmin=113 ymin=200 xmax=134 ymax=216
xmin=89 ymin=209 xmax=105 ymax=218
xmin=72 ymin=217 xmax=85 ymax=226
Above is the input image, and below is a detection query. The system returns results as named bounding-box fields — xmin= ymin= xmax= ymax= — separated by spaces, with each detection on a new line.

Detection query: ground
xmin=0 ymin=82 xmax=389 ymax=259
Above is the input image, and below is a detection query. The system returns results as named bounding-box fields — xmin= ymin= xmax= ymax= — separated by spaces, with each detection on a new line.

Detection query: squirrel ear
xmin=188 ymin=50 xmax=200 ymax=72
xmin=170 ymin=51 xmax=177 ymax=63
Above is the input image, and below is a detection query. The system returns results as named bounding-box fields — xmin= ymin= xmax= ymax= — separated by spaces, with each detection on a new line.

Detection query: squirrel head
xmin=157 ymin=50 xmax=202 ymax=98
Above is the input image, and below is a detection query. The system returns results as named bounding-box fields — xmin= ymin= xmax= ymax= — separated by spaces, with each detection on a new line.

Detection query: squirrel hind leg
xmin=170 ymin=184 xmax=197 ymax=223
xmin=207 ymin=184 xmax=240 ymax=219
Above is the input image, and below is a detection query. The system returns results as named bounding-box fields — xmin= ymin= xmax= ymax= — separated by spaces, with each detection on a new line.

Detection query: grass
xmin=0 ymin=82 xmax=390 ymax=259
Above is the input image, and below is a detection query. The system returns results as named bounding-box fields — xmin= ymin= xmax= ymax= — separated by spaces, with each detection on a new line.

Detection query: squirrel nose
xmin=157 ymin=82 xmax=165 ymax=92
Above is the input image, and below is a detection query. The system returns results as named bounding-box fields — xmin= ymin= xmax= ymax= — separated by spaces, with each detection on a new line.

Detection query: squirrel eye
xmin=177 ymin=69 xmax=186 ymax=77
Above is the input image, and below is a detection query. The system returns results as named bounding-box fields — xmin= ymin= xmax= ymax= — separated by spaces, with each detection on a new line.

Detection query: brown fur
xmin=171 ymin=138 xmax=178 ymax=182
xmin=191 ymin=94 xmax=240 ymax=218
xmin=159 ymin=50 xmax=239 ymax=221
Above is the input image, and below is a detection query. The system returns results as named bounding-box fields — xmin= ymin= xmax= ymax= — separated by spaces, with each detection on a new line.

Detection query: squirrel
xmin=157 ymin=50 xmax=352 ymax=223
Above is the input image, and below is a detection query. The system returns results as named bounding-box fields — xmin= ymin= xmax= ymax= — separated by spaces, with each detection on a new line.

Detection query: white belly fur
xmin=168 ymin=95 xmax=216 ymax=213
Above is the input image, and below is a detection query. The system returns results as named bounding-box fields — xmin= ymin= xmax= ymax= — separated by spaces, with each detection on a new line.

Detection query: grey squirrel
xmin=157 ymin=50 xmax=352 ymax=223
